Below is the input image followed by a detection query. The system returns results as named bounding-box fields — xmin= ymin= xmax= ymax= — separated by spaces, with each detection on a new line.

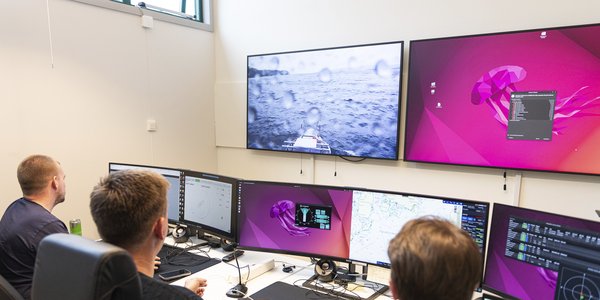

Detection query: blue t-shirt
xmin=0 ymin=198 xmax=68 ymax=299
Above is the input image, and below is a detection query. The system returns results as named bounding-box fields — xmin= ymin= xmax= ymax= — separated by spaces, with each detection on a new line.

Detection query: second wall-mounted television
xmin=247 ymin=41 xmax=404 ymax=160
xmin=404 ymin=23 xmax=600 ymax=175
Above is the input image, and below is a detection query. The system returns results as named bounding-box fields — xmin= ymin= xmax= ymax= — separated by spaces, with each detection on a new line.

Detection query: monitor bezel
xmin=180 ymin=170 xmax=239 ymax=242
xmin=403 ymin=22 xmax=600 ymax=176
xmin=246 ymin=40 xmax=405 ymax=161
xmin=482 ymin=202 xmax=600 ymax=299
xmin=108 ymin=162 xmax=183 ymax=224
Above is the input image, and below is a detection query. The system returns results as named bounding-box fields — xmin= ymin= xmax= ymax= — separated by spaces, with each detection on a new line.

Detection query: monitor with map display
xmin=348 ymin=188 xmax=490 ymax=268
xmin=237 ymin=181 xmax=490 ymax=272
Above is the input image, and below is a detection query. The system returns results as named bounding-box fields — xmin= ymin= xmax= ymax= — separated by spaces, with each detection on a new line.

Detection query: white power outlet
xmin=146 ymin=119 xmax=157 ymax=132
xmin=141 ymin=15 xmax=154 ymax=29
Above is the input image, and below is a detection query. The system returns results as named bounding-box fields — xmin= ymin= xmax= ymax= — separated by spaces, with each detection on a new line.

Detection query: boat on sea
xmin=282 ymin=127 xmax=332 ymax=154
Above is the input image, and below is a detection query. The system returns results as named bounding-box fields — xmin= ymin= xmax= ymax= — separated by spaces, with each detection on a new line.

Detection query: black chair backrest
xmin=0 ymin=273 xmax=24 ymax=300
xmin=31 ymin=233 xmax=141 ymax=300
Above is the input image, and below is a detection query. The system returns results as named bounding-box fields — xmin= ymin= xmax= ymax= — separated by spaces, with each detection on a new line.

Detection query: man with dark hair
xmin=0 ymin=155 xmax=69 ymax=299
xmin=90 ymin=169 xmax=207 ymax=299
xmin=387 ymin=217 xmax=482 ymax=300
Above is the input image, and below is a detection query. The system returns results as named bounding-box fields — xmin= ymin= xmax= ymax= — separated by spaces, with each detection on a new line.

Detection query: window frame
xmin=71 ymin=0 xmax=213 ymax=31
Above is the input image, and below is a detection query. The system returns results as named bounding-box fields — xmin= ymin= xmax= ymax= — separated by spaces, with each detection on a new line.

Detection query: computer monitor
xmin=237 ymin=180 xmax=490 ymax=273
xmin=348 ymin=188 xmax=489 ymax=269
xmin=237 ymin=180 xmax=353 ymax=260
xmin=483 ymin=203 xmax=600 ymax=300
xmin=181 ymin=170 xmax=238 ymax=242
xmin=108 ymin=162 xmax=183 ymax=224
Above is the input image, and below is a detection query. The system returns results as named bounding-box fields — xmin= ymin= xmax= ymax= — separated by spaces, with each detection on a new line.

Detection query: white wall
xmin=213 ymin=0 xmax=600 ymax=221
xmin=0 ymin=0 xmax=217 ymax=239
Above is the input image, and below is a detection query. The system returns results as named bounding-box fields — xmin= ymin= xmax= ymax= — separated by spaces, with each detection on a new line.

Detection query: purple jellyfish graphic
xmin=472 ymin=65 xmax=600 ymax=134
xmin=471 ymin=65 xmax=527 ymax=126
xmin=270 ymin=200 xmax=309 ymax=236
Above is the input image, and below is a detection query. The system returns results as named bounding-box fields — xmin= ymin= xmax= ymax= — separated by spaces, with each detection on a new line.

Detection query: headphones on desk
xmin=314 ymin=259 xmax=337 ymax=282
xmin=172 ymin=225 xmax=189 ymax=243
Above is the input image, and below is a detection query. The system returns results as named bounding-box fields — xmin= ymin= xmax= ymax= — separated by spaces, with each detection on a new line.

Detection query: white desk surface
xmin=165 ymin=237 xmax=394 ymax=300
xmin=166 ymin=237 xmax=485 ymax=300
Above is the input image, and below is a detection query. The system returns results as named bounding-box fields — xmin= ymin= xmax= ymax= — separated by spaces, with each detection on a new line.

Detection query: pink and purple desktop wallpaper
xmin=405 ymin=24 xmax=600 ymax=174
xmin=237 ymin=182 xmax=353 ymax=259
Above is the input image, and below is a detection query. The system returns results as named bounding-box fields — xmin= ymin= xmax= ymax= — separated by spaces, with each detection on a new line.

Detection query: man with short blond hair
xmin=387 ymin=217 xmax=482 ymax=300
xmin=90 ymin=169 xmax=207 ymax=299
xmin=0 ymin=155 xmax=68 ymax=299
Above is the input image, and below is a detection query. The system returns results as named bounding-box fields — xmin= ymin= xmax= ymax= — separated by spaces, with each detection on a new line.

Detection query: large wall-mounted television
xmin=237 ymin=180 xmax=490 ymax=273
xmin=404 ymin=23 xmax=600 ymax=175
xmin=247 ymin=41 xmax=404 ymax=160
xmin=483 ymin=203 xmax=600 ymax=300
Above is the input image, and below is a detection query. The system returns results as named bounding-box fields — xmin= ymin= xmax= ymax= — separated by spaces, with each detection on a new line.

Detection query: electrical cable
xmin=338 ymin=156 xmax=367 ymax=162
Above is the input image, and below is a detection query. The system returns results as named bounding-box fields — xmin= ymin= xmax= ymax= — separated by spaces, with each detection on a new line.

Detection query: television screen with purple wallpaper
xmin=483 ymin=203 xmax=600 ymax=300
xmin=237 ymin=181 xmax=490 ymax=270
xmin=404 ymin=23 xmax=600 ymax=175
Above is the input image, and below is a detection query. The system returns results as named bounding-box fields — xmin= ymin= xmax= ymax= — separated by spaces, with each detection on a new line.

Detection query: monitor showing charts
xmin=237 ymin=180 xmax=490 ymax=272
xmin=483 ymin=203 xmax=600 ymax=300
xmin=108 ymin=162 xmax=183 ymax=223
xmin=181 ymin=170 xmax=238 ymax=241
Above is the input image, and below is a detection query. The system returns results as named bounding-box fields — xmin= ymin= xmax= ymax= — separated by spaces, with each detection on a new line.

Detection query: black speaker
xmin=172 ymin=225 xmax=189 ymax=243
xmin=314 ymin=259 xmax=336 ymax=282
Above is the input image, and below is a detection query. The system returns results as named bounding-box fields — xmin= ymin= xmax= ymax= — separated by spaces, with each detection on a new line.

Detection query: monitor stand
xmin=196 ymin=233 xmax=221 ymax=248
xmin=301 ymin=273 xmax=388 ymax=300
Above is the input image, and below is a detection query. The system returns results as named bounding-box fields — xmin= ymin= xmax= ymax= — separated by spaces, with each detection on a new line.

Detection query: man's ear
xmin=153 ymin=216 xmax=167 ymax=240
xmin=50 ymin=176 xmax=58 ymax=190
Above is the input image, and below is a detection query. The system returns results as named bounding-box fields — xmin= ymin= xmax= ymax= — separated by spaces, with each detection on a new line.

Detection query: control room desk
xmin=166 ymin=237 xmax=393 ymax=300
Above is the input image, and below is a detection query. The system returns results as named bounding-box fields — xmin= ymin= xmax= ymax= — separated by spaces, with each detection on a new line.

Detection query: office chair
xmin=0 ymin=273 xmax=24 ymax=300
xmin=31 ymin=233 xmax=142 ymax=300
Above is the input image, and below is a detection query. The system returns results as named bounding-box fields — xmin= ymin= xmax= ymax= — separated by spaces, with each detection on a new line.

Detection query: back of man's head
xmin=387 ymin=217 xmax=481 ymax=300
xmin=17 ymin=155 xmax=59 ymax=196
xmin=89 ymin=170 xmax=168 ymax=250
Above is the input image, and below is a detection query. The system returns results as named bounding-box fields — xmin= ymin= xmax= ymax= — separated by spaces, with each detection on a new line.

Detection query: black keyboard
xmin=221 ymin=250 xmax=244 ymax=262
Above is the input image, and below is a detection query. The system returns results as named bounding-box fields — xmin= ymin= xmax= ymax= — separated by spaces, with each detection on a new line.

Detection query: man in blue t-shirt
xmin=0 ymin=155 xmax=68 ymax=299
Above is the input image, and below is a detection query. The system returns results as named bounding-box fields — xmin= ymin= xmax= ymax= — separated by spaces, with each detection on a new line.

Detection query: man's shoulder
xmin=0 ymin=198 xmax=67 ymax=244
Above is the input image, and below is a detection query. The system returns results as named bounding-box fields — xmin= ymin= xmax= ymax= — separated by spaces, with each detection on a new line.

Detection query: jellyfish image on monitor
xmin=270 ymin=200 xmax=309 ymax=236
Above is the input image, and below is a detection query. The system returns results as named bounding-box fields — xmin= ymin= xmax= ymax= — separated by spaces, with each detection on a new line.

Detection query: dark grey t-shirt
xmin=0 ymin=198 xmax=68 ymax=299
xmin=139 ymin=273 xmax=202 ymax=300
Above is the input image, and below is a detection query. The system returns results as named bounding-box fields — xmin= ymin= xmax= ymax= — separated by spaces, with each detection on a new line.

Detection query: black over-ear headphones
xmin=314 ymin=259 xmax=337 ymax=282
xmin=172 ymin=225 xmax=189 ymax=243
xmin=221 ymin=240 xmax=238 ymax=252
